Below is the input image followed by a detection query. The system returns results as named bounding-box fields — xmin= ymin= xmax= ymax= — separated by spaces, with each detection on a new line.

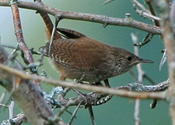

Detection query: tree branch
xmin=153 ymin=0 xmax=175 ymax=124
xmin=0 ymin=44 xmax=61 ymax=124
xmin=0 ymin=63 xmax=167 ymax=100
xmin=11 ymin=1 xmax=34 ymax=65
xmin=0 ymin=0 xmax=162 ymax=34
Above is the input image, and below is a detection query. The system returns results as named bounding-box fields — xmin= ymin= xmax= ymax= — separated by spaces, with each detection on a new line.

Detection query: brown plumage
xmin=39 ymin=13 xmax=153 ymax=86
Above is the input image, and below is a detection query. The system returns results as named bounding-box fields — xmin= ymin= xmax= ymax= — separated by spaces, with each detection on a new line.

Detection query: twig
xmin=48 ymin=15 xmax=61 ymax=57
xmin=0 ymin=63 xmax=167 ymax=99
xmin=118 ymin=80 xmax=168 ymax=92
xmin=0 ymin=0 xmax=161 ymax=34
xmin=88 ymin=106 xmax=96 ymax=125
xmin=132 ymin=0 xmax=160 ymax=22
xmin=145 ymin=0 xmax=160 ymax=26
xmin=134 ymin=99 xmax=140 ymax=125
xmin=131 ymin=33 xmax=142 ymax=125
xmin=2 ymin=45 xmax=17 ymax=50
xmin=0 ymin=90 xmax=6 ymax=109
xmin=0 ymin=103 xmax=8 ymax=108
xmin=57 ymin=99 xmax=74 ymax=117
xmin=5 ymin=77 xmax=16 ymax=106
xmin=43 ymin=87 xmax=63 ymax=108
xmin=67 ymin=101 xmax=82 ymax=125
xmin=57 ymin=90 xmax=111 ymax=107
xmin=10 ymin=113 xmax=26 ymax=125
xmin=9 ymin=101 xmax=15 ymax=119
xmin=10 ymin=1 xmax=34 ymax=65
xmin=159 ymin=49 xmax=167 ymax=71
xmin=132 ymin=0 xmax=150 ymax=14
xmin=1 ymin=113 xmax=26 ymax=125
xmin=103 ymin=0 xmax=114 ymax=5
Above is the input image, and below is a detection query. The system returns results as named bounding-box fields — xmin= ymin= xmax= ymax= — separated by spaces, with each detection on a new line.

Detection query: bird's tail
xmin=39 ymin=12 xmax=61 ymax=41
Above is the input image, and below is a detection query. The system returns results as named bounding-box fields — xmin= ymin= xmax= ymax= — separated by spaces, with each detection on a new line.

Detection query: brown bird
xmin=39 ymin=13 xmax=153 ymax=87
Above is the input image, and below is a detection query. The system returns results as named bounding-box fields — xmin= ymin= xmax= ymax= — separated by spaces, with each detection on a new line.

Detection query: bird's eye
xmin=127 ymin=56 xmax=132 ymax=61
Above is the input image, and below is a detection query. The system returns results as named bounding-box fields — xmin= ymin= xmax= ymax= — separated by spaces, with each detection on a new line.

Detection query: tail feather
xmin=57 ymin=28 xmax=86 ymax=39
xmin=39 ymin=12 xmax=61 ymax=41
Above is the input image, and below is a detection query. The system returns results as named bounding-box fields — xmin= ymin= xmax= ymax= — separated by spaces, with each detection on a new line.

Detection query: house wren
xmin=39 ymin=13 xmax=153 ymax=87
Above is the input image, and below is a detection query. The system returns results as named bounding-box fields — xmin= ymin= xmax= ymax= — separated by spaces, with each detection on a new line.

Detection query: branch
xmin=11 ymin=1 xmax=34 ymax=65
xmin=0 ymin=0 xmax=162 ymax=34
xmin=132 ymin=0 xmax=160 ymax=22
xmin=145 ymin=0 xmax=160 ymax=26
xmin=1 ymin=113 xmax=26 ymax=125
xmin=9 ymin=101 xmax=15 ymax=119
xmin=0 ymin=90 xmax=6 ymax=110
xmin=131 ymin=33 xmax=143 ymax=125
xmin=0 ymin=44 xmax=61 ymax=124
xmin=0 ymin=63 xmax=167 ymax=100
xmin=153 ymin=0 xmax=175 ymax=124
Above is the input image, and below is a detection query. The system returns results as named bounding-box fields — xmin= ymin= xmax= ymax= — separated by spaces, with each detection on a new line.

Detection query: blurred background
xmin=0 ymin=0 xmax=170 ymax=125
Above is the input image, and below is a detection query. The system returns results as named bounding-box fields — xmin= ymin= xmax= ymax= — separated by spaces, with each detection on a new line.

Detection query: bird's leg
xmin=60 ymin=75 xmax=66 ymax=81
xmin=77 ymin=72 xmax=85 ymax=83
xmin=94 ymin=81 xmax=103 ymax=86
xmin=104 ymin=79 xmax=110 ymax=87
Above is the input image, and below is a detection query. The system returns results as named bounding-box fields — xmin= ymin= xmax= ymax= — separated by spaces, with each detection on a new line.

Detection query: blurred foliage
xmin=0 ymin=0 xmax=170 ymax=125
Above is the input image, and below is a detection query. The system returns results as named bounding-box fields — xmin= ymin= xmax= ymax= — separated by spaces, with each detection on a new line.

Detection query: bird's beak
xmin=139 ymin=58 xmax=153 ymax=63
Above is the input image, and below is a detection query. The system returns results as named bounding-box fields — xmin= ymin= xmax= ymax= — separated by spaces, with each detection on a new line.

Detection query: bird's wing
xmin=50 ymin=37 xmax=110 ymax=71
